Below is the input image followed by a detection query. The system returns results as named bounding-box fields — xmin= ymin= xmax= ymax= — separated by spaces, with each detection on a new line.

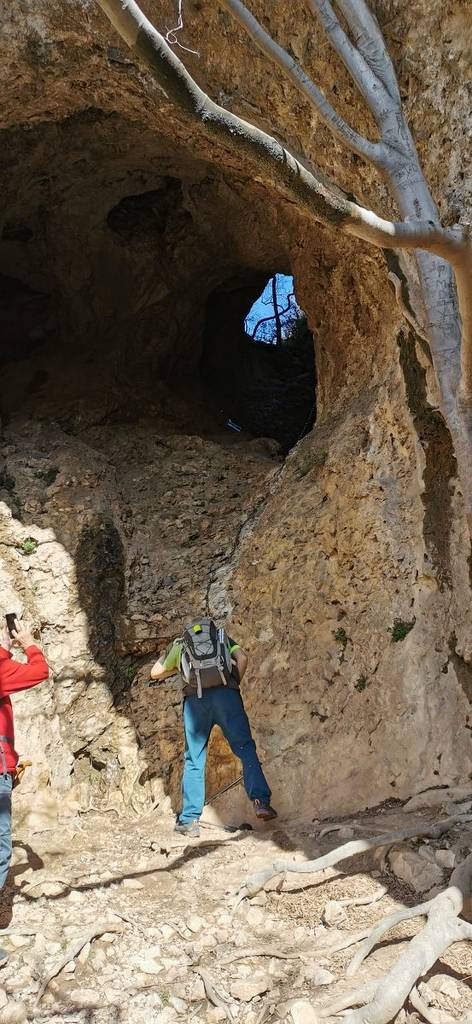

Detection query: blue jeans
xmin=180 ymin=687 xmax=271 ymax=823
xmin=0 ymin=773 xmax=12 ymax=891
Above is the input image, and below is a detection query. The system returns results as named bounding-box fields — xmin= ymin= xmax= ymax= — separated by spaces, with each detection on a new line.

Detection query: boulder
xmin=230 ymin=975 xmax=270 ymax=1001
xmin=388 ymin=848 xmax=444 ymax=892
xmin=434 ymin=849 xmax=455 ymax=870
xmin=304 ymin=965 xmax=335 ymax=986
xmin=290 ymin=999 xmax=319 ymax=1024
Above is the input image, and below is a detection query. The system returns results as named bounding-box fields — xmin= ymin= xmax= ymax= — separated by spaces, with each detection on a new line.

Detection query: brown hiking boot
xmin=253 ymin=800 xmax=278 ymax=821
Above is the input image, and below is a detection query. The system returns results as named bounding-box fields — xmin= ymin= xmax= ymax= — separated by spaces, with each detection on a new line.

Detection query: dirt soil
xmin=1 ymin=801 xmax=472 ymax=1023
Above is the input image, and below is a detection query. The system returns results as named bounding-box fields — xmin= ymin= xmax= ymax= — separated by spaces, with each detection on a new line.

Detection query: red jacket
xmin=0 ymin=646 xmax=49 ymax=772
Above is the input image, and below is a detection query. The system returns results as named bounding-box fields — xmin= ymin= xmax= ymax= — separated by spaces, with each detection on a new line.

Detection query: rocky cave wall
xmin=0 ymin=0 xmax=471 ymax=825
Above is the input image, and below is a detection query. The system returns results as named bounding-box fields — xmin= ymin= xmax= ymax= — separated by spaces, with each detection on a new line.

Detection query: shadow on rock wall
xmin=0 ymin=414 xmax=283 ymax=828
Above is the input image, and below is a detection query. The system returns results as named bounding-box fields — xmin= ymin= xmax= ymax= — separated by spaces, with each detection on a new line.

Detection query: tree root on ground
xmin=195 ymin=967 xmax=236 ymax=1023
xmin=218 ymin=946 xmax=302 ymax=965
xmin=236 ymin=814 xmax=470 ymax=900
xmin=338 ymin=851 xmax=472 ymax=1023
xmin=236 ymin=814 xmax=472 ymax=1023
xmin=315 ymin=926 xmax=374 ymax=955
xmin=36 ymin=918 xmax=125 ymax=1002
xmin=339 ymin=886 xmax=387 ymax=909
xmin=346 ymin=899 xmax=433 ymax=976
xmin=318 ymin=981 xmax=380 ymax=1017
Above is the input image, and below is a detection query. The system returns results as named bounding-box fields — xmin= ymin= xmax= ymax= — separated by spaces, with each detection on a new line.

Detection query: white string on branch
xmin=165 ymin=0 xmax=200 ymax=55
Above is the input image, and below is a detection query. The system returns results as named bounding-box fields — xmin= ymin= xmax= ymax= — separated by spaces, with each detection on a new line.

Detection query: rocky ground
xmin=1 ymin=794 xmax=471 ymax=1023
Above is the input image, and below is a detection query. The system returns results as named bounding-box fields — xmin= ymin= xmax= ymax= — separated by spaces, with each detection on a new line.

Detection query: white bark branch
xmin=456 ymin=239 xmax=472 ymax=403
xmin=219 ymin=0 xmax=384 ymax=165
xmin=237 ymin=814 xmax=470 ymax=898
xmin=346 ymin=899 xmax=433 ymax=976
xmin=318 ymin=980 xmax=382 ymax=1017
xmin=343 ymin=853 xmax=472 ymax=1023
xmin=344 ymin=902 xmax=466 ymax=1024
xmin=37 ymin=918 xmax=124 ymax=1002
xmin=94 ymin=4 xmax=471 ymax=268
xmin=334 ymin=0 xmax=401 ymax=104
xmin=307 ymin=0 xmax=392 ymax=124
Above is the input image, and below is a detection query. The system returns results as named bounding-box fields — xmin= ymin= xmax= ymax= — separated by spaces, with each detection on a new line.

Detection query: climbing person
xmin=0 ymin=616 xmax=49 ymax=964
xmin=150 ymin=617 xmax=277 ymax=837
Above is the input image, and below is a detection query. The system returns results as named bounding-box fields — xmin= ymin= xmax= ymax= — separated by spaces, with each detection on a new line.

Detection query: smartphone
xmin=5 ymin=614 xmax=17 ymax=639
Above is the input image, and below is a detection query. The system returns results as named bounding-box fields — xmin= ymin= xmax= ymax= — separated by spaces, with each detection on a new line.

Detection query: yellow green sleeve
xmin=162 ymin=640 xmax=183 ymax=672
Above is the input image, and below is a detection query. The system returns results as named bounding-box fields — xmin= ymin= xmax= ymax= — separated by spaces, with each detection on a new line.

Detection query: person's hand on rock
xmin=11 ymin=620 xmax=36 ymax=650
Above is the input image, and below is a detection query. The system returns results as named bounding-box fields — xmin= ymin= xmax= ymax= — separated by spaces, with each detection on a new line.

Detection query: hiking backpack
xmin=180 ymin=617 xmax=233 ymax=698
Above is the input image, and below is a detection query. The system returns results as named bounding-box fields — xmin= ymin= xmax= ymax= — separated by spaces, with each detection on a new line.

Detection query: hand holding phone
xmin=5 ymin=614 xmax=17 ymax=639
xmin=4 ymin=615 xmax=35 ymax=651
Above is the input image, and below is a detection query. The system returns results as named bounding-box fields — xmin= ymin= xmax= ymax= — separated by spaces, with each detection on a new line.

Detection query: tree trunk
xmin=383 ymin=139 xmax=472 ymax=528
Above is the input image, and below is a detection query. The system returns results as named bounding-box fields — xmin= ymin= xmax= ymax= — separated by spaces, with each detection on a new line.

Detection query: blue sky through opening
xmin=245 ymin=274 xmax=300 ymax=343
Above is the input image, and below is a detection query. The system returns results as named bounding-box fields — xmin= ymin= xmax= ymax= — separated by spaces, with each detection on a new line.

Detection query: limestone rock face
xmin=1 ymin=419 xmax=275 ymax=816
xmin=0 ymin=1 xmax=471 ymax=820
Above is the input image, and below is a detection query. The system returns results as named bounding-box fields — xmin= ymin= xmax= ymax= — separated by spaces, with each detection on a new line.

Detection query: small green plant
xmin=334 ymin=627 xmax=348 ymax=649
xmin=355 ymin=675 xmax=367 ymax=692
xmin=124 ymin=664 xmax=138 ymax=683
xmin=21 ymin=537 xmax=38 ymax=555
xmin=388 ymin=618 xmax=415 ymax=643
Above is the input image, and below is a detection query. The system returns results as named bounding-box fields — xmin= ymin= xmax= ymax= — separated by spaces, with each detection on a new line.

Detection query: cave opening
xmin=199 ymin=270 xmax=316 ymax=452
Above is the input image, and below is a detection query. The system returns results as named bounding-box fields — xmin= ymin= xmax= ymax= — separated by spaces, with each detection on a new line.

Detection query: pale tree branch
xmin=342 ymin=853 xmax=472 ymax=1023
xmin=344 ymin=901 xmax=467 ymax=1024
xmin=219 ymin=0 xmax=384 ymax=165
xmin=346 ymin=898 xmax=433 ymax=976
xmin=93 ymin=0 xmax=472 ymax=407
xmin=306 ymin=0 xmax=392 ymax=125
xmin=318 ymin=981 xmax=380 ymax=1018
xmin=335 ymin=0 xmax=401 ymax=104
xmin=236 ymin=814 xmax=470 ymax=898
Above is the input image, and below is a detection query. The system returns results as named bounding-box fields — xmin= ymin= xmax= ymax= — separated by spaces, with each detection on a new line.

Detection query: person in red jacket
xmin=0 ymin=618 xmax=49 ymax=965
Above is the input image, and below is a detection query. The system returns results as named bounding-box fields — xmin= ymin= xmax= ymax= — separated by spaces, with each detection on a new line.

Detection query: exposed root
xmin=318 ymin=980 xmax=380 ymax=1017
xmin=315 ymin=926 xmax=373 ymax=955
xmin=237 ymin=814 xmax=470 ymax=899
xmin=346 ymin=899 xmax=433 ymax=976
xmin=319 ymin=823 xmax=360 ymax=840
xmin=195 ymin=967 xmax=236 ymax=1022
xmin=218 ymin=946 xmax=301 ymax=965
xmin=403 ymin=785 xmax=472 ymax=813
xmin=338 ymin=886 xmax=387 ymax=909
xmin=36 ymin=918 xmax=125 ymax=1002
xmin=235 ymin=816 xmax=472 ymax=1023
xmin=388 ymin=270 xmax=429 ymax=342
xmin=341 ymin=852 xmax=472 ymax=1023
